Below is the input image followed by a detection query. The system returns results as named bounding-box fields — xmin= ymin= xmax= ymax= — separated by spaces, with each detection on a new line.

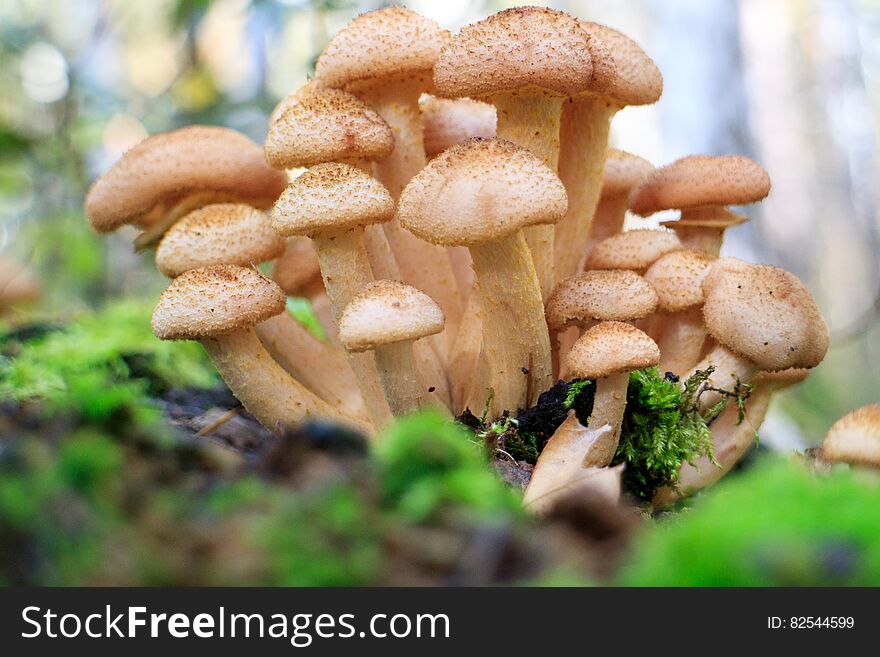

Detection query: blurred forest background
xmin=0 ymin=0 xmax=878 ymax=448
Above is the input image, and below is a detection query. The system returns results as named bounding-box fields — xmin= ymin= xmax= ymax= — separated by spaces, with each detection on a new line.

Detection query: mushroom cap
xmin=821 ymin=404 xmax=880 ymax=468
xmin=151 ymin=264 xmax=285 ymax=340
xmin=581 ymin=22 xmax=663 ymax=106
xmin=0 ymin=255 xmax=40 ymax=306
xmin=268 ymin=81 xmax=314 ymax=125
xmin=313 ymin=7 xmax=450 ymax=90
xmin=155 ymin=204 xmax=284 ymax=278
xmin=585 ymin=229 xmax=682 ymax=272
xmin=398 ymin=138 xmax=567 ymax=246
xmin=566 ymin=321 xmax=660 ymax=379
xmin=601 ymin=149 xmax=655 ymax=198
xmin=265 ymin=87 xmax=394 ymax=169
xmin=338 ymin=280 xmax=445 ymax=352
xmin=433 ymin=7 xmax=597 ymax=99
xmin=271 ymin=237 xmax=322 ymax=295
xmin=85 ymin=126 xmax=287 ymax=232
xmin=661 ymin=207 xmax=748 ymax=229
xmin=629 ymin=155 xmax=771 ymax=216
xmin=701 ymin=258 xmax=829 ymax=371
xmin=758 ymin=367 xmax=810 ymax=390
xmin=643 ymin=249 xmax=712 ymax=312
xmin=272 ymin=163 xmax=395 ymax=238
xmin=546 ymin=270 xmax=658 ymax=330
xmin=421 ymin=97 xmax=496 ymax=158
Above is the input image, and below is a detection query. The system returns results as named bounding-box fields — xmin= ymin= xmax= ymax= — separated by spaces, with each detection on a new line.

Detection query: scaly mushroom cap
xmin=546 ymin=270 xmax=658 ymax=330
xmin=313 ymin=7 xmax=450 ymax=90
xmin=85 ymin=126 xmax=287 ymax=232
xmin=601 ymin=149 xmax=655 ymax=198
xmin=821 ymin=404 xmax=880 ymax=468
xmin=155 ymin=204 xmax=284 ymax=278
xmin=268 ymin=81 xmax=314 ymax=125
xmin=643 ymin=249 xmax=712 ymax=312
xmin=434 ymin=7 xmax=597 ymax=99
xmin=758 ymin=367 xmax=810 ymax=389
xmin=701 ymin=258 xmax=829 ymax=371
xmin=398 ymin=138 xmax=567 ymax=246
xmin=585 ymin=229 xmax=682 ymax=272
xmin=580 ymin=21 xmax=663 ymax=106
xmin=630 ymin=155 xmax=771 ymax=217
xmin=152 ymin=264 xmax=285 ymax=340
xmin=0 ymin=255 xmax=40 ymax=306
xmin=271 ymin=237 xmax=321 ymax=295
xmin=421 ymin=97 xmax=496 ymax=158
xmin=566 ymin=321 xmax=660 ymax=379
xmin=272 ymin=163 xmax=395 ymax=238
xmin=265 ymin=87 xmax=394 ymax=169
xmin=339 ymin=280 xmax=445 ymax=352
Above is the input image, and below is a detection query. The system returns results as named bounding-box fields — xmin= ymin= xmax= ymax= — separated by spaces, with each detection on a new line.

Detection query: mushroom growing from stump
xmin=684 ymin=258 xmax=829 ymax=414
xmin=821 ymin=404 xmax=880 ymax=469
xmin=434 ymin=6 xmax=605 ymax=299
xmin=85 ymin=126 xmax=287 ymax=249
xmin=398 ymin=138 xmax=566 ymax=417
xmin=151 ymin=264 xmax=369 ymax=434
xmin=566 ymin=321 xmax=660 ymax=466
xmin=629 ymin=155 xmax=771 ymax=257
xmin=339 ymin=281 xmax=448 ymax=417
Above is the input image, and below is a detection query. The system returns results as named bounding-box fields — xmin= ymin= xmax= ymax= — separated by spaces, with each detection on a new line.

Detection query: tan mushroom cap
xmin=566 ymin=321 xmax=660 ymax=379
xmin=585 ymin=229 xmax=682 ymax=272
xmin=821 ymin=404 xmax=880 ymax=467
xmin=155 ymin=204 xmax=284 ymax=278
xmin=580 ymin=22 xmax=663 ymax=106
xmin=398 ymin=138 xmax=567 ymax=246
xmin=269 ymin=81 xmax=314 ymax=125
xmin=313 ymin=7 xmax=450 ymax=90
xmin=338 ymin=280 xmax=445 ymax=352
xmin=265 ymin=87 xmax=394 ymax=169
xmin=629 ymin=155 xmax=771 ymax=217
xmin=85 ymin=126 xmax=287 ymax=232
xmin=433 ymin=7 xmax=597 ymax=99
xmin=0 ymin=255 xmax=40 ymax=306
xmin=421 ymin=97 xmax=496 ymax=158
xmin=643 ymin=250 xmax=712 ymax=312
xmin=546 ymin=270 xmax=658 ymax=330
xmin=152 ymin=264 xmax=285 ymax=340
xmin=701 ymin=258 xmax=829 ymax=371
xmin=601 ymin=149 xmax=655 ymax=197
xmin=271 ymin=237 xmax=321 ymax=295
xmin=758 ymin=367 xmax=810 ymax=389
xmin=272 ymin=163 xmax=395 ymax=238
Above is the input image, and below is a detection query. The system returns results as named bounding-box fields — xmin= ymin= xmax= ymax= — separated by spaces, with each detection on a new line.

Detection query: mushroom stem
xmin=467 ymin=231 xmax=553 ymax=416
xmin=492 ymin=90 xmax=564 ymax=300
xmin=448 ymin=286 xmax=483 ymax=412
xmin=554 ymin=97 xmax=617 ymax=281
xmin=583 ymin=191 xmax=630 ymax=260
xmin=201 ymin=327 xmax=370 ymax=434
xmin=655 ymin=306 xmax=708 ymax=377
xmin=669 ymin=207 xmax=741 ymax=258
xmin=685 ymin=344 xmax=759 ymax=414
xmin=347 ymin=158 xmax=403 ymax=281
xmin=582 ymin=371 xmax=630 ymax=467
xmin=374 ymin=341 xmax=447 ymax=416
xmin=254 ymin=313 xmax=368 ymax=423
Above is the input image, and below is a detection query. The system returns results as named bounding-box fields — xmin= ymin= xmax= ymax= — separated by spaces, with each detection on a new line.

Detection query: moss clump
xmin=618 ymin=458 xmax=880 ymax=585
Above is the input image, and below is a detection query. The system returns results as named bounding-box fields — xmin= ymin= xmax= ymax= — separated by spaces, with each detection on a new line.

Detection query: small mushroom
xmin=821 ymin=404 xmax=880 ymax=468
xmin=434 ymin=6 xmax=601 ymax=299
xmin=629 ymin=155 xmax=771 ymax=257
xmin=585 ymin=228 xmax=683 ymax=274
xmin=565 ymin=321 xmax=661 ymax=466
xmin=399 ymin=138 xmax=566 ymax=416
xmin=151 ymin=265 xmax=369 ymax=434
xmin=684 ymin=258 xmax=829 ymax=413
xmin=339 ymin=280 xmax=448 ymax=416
xmin=85 ymin=126 xmax=287 ymax=247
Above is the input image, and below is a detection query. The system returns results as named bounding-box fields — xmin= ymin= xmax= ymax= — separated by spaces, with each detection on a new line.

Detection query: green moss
xmin=286 ymin=297 xmax=326 ymax=341
xmin=619 ymin=458 xmax=880 ymax=585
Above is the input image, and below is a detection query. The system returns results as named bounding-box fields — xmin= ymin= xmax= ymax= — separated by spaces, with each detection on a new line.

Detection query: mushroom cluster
xmin=84 ymin=6 xmax=831 ymax=508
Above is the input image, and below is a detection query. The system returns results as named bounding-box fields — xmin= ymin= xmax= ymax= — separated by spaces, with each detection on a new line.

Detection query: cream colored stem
xmin=449 ymin=285 xmax=483 ymax=413
xmin=356 ymin=80 xmax=463 ymax=351
xmin=582 ymin=372 xmax=629 ymax=467
xmin=310 ymin=292 xmax=338 ymax=345
xmin=447 ymin=246 xmax=474 ymax=306
xmin=492 ymin=91 xmax=563 ymax=301
xmin=584 ymin=192 xmax=629 ymax=262
xmin=201 ymin=328 xmax=370 ymax=434
xmin=313 ymin=229 xmax=392 ymax=428
xmin=684 ymin=344 xmax=759 ymax=414
xmin=254 ymin=313 xmax=367 ymax=423
xmin=670 ymin=223 xmax=725 ymax=258
xmin=656 ymin=306 xmax=708 ymax=378
xmin=350 ymin=158 xmax=403 ymax=281
xmin=555 ymin=97 xmax=617 ymax=281
xmin=468 ymin=232 xmax=553 ymax=417
xmin=373 ymin=341 xmax=449 ymax=417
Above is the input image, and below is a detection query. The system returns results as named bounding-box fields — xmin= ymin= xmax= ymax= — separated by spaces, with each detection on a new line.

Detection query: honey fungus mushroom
xmin=339 ymin=281 xmax=447 ymax=417
xmin=821 ymin=404 xmax=880 ymax=469
xmin=585 ymin=228 xmax=683 ymax=273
